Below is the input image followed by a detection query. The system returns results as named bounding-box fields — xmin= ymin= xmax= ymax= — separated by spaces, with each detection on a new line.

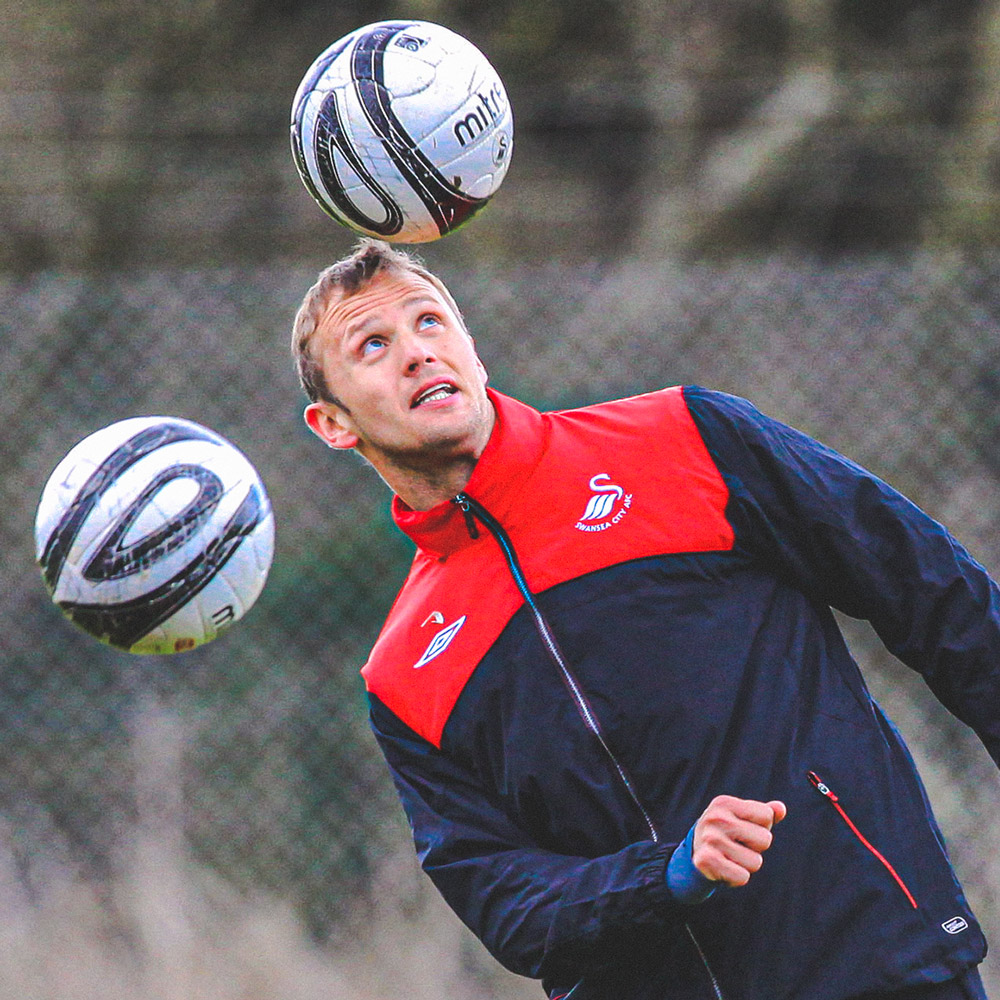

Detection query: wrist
xmin=666 ymin=822 xmax=717 ymax=904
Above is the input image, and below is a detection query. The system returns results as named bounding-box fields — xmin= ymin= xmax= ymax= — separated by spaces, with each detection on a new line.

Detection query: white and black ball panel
xmin=290 ymin=20 xmax=513 ymax=243
xmin=34 ymin=416 xmax=275 ymax=655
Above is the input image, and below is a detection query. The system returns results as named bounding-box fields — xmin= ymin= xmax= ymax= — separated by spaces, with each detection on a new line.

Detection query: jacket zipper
xmin=686 ymin=923 xmax=725 ymax=1000
xmin=807 ymin=771 xmax=918 ymax=909
xmin=453 ymin=492 xmax=659 ymax=843
xmin=454 ymin=492 xmax=726 ymax=1000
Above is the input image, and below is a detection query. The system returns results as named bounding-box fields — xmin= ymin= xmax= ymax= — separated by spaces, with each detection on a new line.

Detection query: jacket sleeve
xmin=368 ymin=692 xmax=679 ymax=983
xmin=683 ymin=385 xmax=1000 ymax=768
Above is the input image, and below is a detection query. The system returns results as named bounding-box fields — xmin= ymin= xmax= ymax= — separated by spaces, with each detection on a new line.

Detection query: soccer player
xmin=293 ymin=239 xmax=997 ymax=1000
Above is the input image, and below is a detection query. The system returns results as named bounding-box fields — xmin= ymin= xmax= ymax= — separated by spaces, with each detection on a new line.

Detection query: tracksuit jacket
xmin=362 ymin=386 xmax=999 ymax=1000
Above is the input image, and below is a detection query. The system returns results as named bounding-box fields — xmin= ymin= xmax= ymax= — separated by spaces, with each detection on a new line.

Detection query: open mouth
xmin=412 ymin=383 xmax=457 ymax=408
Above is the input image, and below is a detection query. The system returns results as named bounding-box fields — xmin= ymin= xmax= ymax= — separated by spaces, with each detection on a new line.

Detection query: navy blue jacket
xmin=362 ymin=387 xmax=997 ymax=1000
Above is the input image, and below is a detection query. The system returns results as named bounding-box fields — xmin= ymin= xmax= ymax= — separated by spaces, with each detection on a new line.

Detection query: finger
xmin=700 ymin=817 xmax=773 ymax=854
xmin=767 ymin=800 xmax=788 ymax=825
xmin=694 ymin=847 xmax=758 ymax=886
xmin=716 ymin=841 xmax=766 ymax=875
xmin=716 ymin=796 xmax=781 ymax=828
xmin=732 ymin=820 xmax=774 ymax=853
xmin=722 ymin=797 xmax=786 ymax=832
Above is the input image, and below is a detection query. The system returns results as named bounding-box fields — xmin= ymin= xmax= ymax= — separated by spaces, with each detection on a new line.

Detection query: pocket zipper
xmin=807 ymin=771 xmax=918 ymax=909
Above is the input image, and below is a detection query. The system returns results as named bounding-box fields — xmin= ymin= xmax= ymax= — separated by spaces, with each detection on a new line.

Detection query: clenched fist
xmin=692 ymin=795 xmax=787 ymax=887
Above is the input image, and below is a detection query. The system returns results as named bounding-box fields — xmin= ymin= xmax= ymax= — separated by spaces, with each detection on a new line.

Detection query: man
xmin=294 ymin=238 xmax=997 ymax=1000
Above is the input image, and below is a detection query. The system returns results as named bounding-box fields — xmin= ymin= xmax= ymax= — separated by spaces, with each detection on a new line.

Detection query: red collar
xmin=391 ymin=389 xmax=548 ymax=558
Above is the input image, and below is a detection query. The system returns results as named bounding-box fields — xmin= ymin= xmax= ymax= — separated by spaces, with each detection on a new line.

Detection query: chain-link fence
xmin=2 ymin=252 xmax=999 ymax=997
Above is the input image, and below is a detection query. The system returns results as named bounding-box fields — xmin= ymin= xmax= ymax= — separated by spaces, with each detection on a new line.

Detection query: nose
xmin=400 ymin=328 xmax=437 ymax=373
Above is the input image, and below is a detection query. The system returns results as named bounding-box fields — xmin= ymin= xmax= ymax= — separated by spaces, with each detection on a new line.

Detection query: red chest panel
xmin=362 ymin=387 xmax=734 ymax=747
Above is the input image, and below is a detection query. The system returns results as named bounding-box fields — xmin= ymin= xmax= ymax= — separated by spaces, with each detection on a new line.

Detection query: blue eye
xmin=418 ymin=314 xmax=440 ymax=329
xmin=361 ymin=337 xmax=386 ymax=356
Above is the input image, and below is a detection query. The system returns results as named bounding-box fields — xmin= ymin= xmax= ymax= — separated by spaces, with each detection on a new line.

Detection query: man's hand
xmin=692 ymin=795 xmax=787 ymax=887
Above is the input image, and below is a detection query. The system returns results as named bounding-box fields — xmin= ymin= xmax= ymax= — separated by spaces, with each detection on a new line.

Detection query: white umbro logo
xmin=575 ymin=473 xmax=633 ymax=533
xmin=942 ymin=916 xmax=969 ymax=935
xmin=414 ymin=615 xmax=467 ymax=668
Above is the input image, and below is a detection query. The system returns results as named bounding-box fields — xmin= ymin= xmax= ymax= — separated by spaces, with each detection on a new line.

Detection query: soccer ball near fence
xmin=34 ymin=417 xmax=275 ymax=655
xmin=290 ymin=20 xmax=513 ymax=243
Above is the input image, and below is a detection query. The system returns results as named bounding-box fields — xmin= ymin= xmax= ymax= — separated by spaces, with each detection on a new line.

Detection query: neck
xmin=367 ymin=406 xmax=496 ymax=511
xmin=383 ymin=455 xmax=480 ymax=511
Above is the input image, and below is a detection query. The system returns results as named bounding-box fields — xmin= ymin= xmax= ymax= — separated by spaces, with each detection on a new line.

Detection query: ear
xmin=473 ymin=346 xmax=489 ymax=385
xmin=304 ymin=402 xmax=359 ymax=451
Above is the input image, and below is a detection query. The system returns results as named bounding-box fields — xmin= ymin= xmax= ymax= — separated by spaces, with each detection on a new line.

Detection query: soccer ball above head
xmin=34 ymin=417 xmax=275 ymax=655
xmin=290 ymin=20 xmax=513 ymax=243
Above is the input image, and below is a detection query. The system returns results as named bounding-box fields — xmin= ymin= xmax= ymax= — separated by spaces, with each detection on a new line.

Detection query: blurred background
xmin=3 ymin=0 xmax=1000 ymax=996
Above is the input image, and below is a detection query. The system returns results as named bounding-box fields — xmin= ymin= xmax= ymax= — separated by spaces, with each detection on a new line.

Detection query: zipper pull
xmin=452 ymin=493 xmax=480 ymax=539
xmin=807 ymin=770 xmax=838 ymax=802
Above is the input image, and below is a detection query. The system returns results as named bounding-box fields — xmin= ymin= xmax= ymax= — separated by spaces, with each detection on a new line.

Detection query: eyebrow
xmin=344 ymin=294 xmax=442 ymax=340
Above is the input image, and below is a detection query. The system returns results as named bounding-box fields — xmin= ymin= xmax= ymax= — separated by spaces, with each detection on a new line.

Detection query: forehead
xmin=317 ymin=271 xmax=451 ymax=346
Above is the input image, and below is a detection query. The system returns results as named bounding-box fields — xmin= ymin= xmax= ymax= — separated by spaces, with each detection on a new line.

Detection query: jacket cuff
xmin=666 ymin=823 xmax=717 ymax=904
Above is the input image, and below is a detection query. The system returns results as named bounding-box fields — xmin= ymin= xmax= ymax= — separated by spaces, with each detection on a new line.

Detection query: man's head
xmin=292 ymin=239 xmax=468 ymax=408
xmin=293 ymin=239 xmax=494 ymax=507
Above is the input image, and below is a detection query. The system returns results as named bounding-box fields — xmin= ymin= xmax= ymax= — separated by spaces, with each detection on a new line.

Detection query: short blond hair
xmin=291 ymin=238 xmax=466 ymax=406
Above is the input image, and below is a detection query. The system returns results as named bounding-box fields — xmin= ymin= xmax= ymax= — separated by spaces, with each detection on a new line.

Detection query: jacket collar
xmin=391 ymin=388 xmax=548 ymax=558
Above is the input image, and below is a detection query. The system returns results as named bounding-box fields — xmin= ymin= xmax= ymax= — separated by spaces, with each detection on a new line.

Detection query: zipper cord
xmin=452 ymin=492 xmax=660 ymax=844
xmin=807 ymin=771 xmax=918 ymax=909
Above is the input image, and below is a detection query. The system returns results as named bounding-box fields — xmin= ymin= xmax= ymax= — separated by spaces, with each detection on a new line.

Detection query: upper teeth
xmin=418 ymin=386 xmax=453 ymax=405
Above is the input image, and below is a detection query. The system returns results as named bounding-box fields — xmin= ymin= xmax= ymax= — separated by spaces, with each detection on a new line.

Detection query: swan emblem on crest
xmin=579 ymin=474 xmax=625 ymax=522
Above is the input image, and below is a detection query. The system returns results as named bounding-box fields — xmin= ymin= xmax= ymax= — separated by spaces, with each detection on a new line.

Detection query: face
xmin=304 ymin=271 xmax=493 ymax=480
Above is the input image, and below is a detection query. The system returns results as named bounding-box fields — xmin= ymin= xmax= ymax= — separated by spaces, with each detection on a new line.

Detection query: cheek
xmin=328 ymin=367 xmax=379 ymax=408
xmin=454 ymin=339 xmax=485 ymax=377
